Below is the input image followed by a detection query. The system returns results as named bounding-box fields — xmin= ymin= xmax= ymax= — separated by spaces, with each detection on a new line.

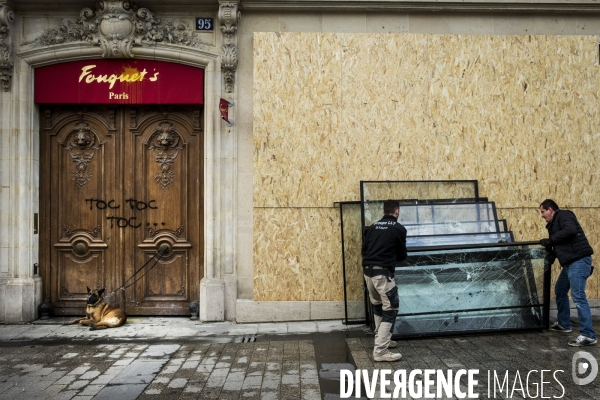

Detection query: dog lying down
xmin=65 ymin=287 xmax=127 ymax=330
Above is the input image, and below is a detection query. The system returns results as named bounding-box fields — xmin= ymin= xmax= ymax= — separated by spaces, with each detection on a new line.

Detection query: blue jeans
xmin=555 ymin=256 xmax=596 ymax=339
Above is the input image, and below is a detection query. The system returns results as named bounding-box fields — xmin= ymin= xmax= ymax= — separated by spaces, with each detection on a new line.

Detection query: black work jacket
xmin=546 ymin=209 xmax=593 ymax=267
xmin=361 ymin=214 xmax=408 ymax=274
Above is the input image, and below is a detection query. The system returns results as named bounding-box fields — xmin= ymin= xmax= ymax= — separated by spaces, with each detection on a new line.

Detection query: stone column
xmin=199 ymin=0 xmax=240 ymax=322
xmin=0 ymin=6 xmax=42 ymax=322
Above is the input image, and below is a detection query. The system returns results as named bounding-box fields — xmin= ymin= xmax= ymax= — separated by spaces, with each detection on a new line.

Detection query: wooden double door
xmin=40 ymin=106 xmax=203 ymax=315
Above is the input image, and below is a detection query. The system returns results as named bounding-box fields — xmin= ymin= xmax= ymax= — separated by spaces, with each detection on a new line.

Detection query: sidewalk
xmin=0 ymin=314 xmax=599 ymax=399
xmin=0 ymin=317 xmax=354 ymax=343
xmin=0 ymin=318 xmax=361 ymax=400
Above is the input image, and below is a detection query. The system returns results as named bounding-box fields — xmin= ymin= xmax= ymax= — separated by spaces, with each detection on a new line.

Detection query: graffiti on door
xmin=85 ymin=197 xmax=162 ymax=229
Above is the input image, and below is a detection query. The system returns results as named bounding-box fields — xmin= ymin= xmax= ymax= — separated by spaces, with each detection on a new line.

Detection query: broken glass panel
xmin=391 ymin=243 xmax=550 ymax=338
xmin=339 ymin=202 xmax=365 ymax=324
xmin=361 ymin=180 xmax=480 ymax=203
xmin=342 ymin=180 xmax=549 ymax=337
xmin=406 ymin=232 xmax=513 ymax=248
xmin=361 ymin=180 xmax=479 ymax=226
xmin=400 ymin=202 xmax=501 ymax=236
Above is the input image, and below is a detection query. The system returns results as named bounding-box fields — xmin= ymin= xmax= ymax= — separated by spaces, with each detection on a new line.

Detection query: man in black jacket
xmin=362 ymin=199 xmax=408 ymax=361
xmin=540 ymin=199 xmax=597 ymax=346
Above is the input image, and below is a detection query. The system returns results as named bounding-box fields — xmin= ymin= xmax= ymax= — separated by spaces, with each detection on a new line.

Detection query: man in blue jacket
xmin=362 ymin=199 xmax=408 ymax=361
xmin=540 ymin=199 xmax=597 ymax=346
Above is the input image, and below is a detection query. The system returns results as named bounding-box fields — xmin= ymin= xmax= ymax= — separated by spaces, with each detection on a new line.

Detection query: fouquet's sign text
xmin=35 ymin=60 xmax=204 ymax=105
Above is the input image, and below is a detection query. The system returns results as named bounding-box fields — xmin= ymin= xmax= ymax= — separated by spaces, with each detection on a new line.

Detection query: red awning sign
xmin=35 ymin=60 xmax=204 ymax=105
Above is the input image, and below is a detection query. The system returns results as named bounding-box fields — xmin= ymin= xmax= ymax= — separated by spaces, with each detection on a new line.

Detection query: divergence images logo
xmin=572 ymin=351 xmax=598 ymax=386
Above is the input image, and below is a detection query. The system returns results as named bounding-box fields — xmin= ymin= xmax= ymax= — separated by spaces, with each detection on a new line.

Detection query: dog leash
xmin=105 ymin=247 xmax=167 ymax=298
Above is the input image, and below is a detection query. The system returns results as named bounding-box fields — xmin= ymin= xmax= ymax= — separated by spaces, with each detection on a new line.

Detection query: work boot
xmin=373 ymin=350 xmax=402 ymax=362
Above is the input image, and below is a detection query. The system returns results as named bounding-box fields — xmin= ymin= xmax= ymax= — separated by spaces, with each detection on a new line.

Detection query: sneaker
xmin=373 ymin=351 xmax=402 ymax=362
xmin=549 ymin=322 xmax=572 ymax=333
xmin=568 ymin=335 xmax=597 ymax=347
xmin=388 ymin=340 xmax=397 ymax=348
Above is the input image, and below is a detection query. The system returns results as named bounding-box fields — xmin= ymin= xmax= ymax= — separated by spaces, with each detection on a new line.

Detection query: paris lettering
xmin=85 ymin=198 xmax=160 ymax=229
xmin=109 ymin=92 xmax=129 ymax=100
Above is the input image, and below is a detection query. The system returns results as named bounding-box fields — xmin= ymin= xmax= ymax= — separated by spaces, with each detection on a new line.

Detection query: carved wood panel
xmin=125 ymin=109 xmax=202 ymax=315
xmin=40 ymin=108 xmax=118 ymax=315
xmin=40 ymin=106 xmax=203 ymax=316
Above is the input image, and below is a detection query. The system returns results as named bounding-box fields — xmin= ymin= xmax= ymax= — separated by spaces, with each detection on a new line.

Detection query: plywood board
xmin=254 ymin=33 xmax=599 ymax=208
xmin=254 ymin=32 xmax=600 ymax=301
xmin=253 ymin=208 xmax=343 ymax=301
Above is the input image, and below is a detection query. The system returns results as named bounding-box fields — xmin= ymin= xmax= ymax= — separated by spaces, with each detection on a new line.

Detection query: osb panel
xmin=498 ymin=208 xmax=599 ymax=300
xmin=253 ymin=208 xmax=344 ymax=301
xmin=254 ymin=33 xmax=600 ymax=301
xmin=254 ymin=33 xmax=600 ymax=208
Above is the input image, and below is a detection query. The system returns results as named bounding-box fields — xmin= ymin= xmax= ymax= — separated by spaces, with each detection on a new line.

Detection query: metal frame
xmin=359 ymin=180 xmax=480 ymax=230
xmin=338 ymin=201 xmax=367 ymax=325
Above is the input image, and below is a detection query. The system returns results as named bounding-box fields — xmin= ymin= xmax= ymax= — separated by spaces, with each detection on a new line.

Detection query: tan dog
xmin=65 ymin=287 xmax=127 ymax=330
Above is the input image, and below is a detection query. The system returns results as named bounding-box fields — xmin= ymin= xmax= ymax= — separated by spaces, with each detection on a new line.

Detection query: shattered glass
xmin=338 ymin=181 xmax=550 ymax=336
xmin=393 ymin=244 xmax=550 ymax=338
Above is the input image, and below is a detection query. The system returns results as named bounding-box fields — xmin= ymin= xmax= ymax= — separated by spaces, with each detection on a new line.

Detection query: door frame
xmin=17 ymin=41 xmax=237 ymax=320
xmin=39 ymin=106 xmax=205 ymax=316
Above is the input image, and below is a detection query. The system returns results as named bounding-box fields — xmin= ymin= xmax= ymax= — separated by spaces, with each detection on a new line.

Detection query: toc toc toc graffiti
xmin=86 ymin=198 xmax=161 ymax=228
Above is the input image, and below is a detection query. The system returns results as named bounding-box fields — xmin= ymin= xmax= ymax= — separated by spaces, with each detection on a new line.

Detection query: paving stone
xmin=198 ymin=386 xmax=221 ymax=399
xmin=157 ymin=386 xmax=183 ymax=397
xmin=182 ymin=383 xmax=204 ymax=393
xmin=54 ymin=374 xmax=77 ymax=385
xmin=66 ymin=379 xmax=89 ymax=390
xmin=40 ymin=384 xmax=68 ymax=399
xmin=67 ymin=366 xmax=91 ymax=376
xmin=93 ymin=383 xmax=148 ymax=400
xmin=108 ymin=359 xmax=165 ymax=384
xmin=259 ymin=390 xmax=279 ymax=400
xmin=300 ymin=383 xmax=321 ymax=399
xmin=223 ymin=379 xmax=244 ymax=391
xmin=242 ymin=375 xmax=263 ymax=390
xmin=260 ymin=378 xmax=280 ymax=390
xmin=78 ymin=370 xmax=101 ymax=380
xmin=205 ymin=373 xmax=228 ymax=387
xmin=218 ymin=390 xmax=242 ymax=399
xmin=226 ymin=370 xmax=247 ymax=382
xmin=78 ymin=384 xmax=103 ymax=396
xmin=51 ymin=389 xmax=79 ymax=400
xmin=188 ymin=371 xmax=210 ymax=384
xmin=178 ymin=393 xmax=204 ymax=400
xmin=239 ymin=390 xmax=260 ymax=400
xmin=172 ymin=368 xmax=196 ymax=379
xmin=167 ymin=377 xmax=187 ymax=388
xmin=143 ymin=382 xmax=166 ymax=394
